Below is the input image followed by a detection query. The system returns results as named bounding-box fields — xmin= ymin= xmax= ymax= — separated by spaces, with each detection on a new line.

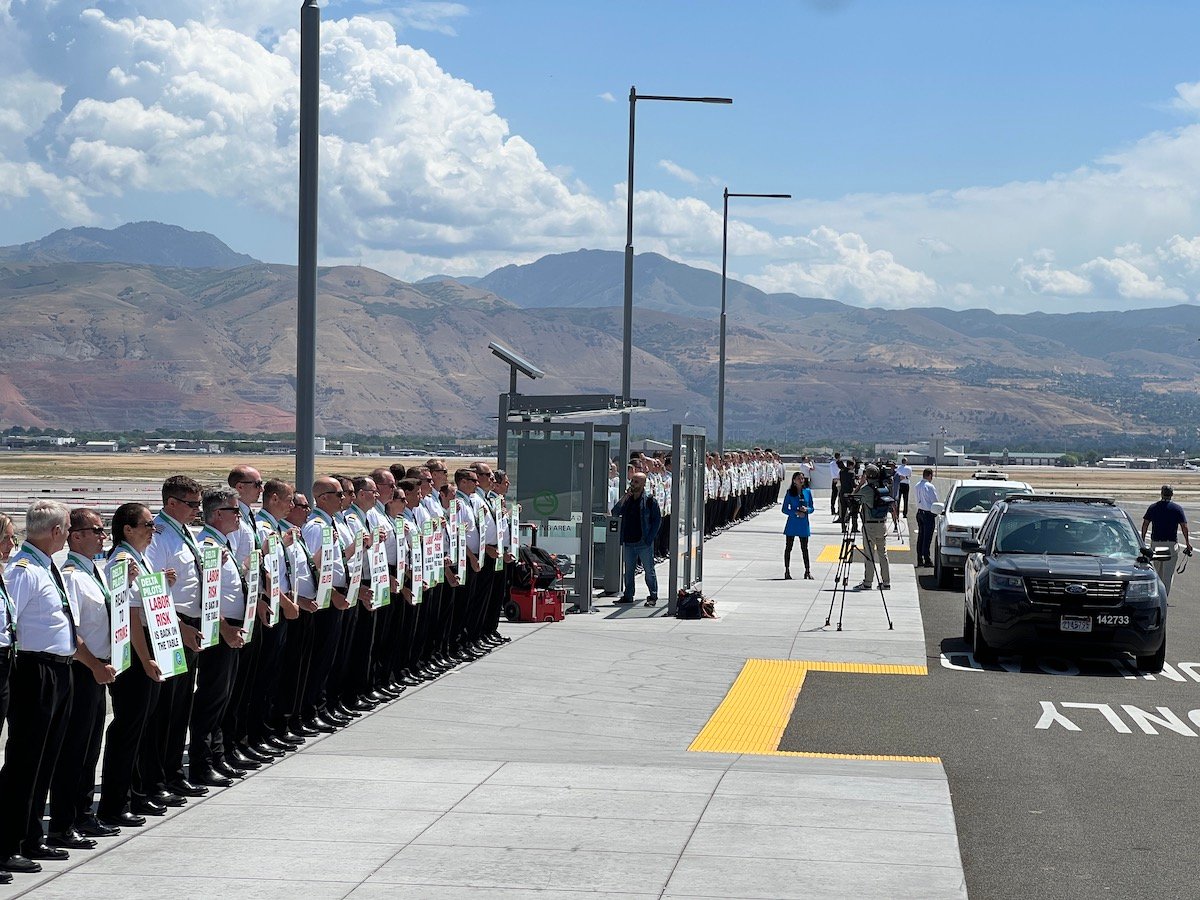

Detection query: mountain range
xmin=1 ymin=222 xmax=1198 ymax=444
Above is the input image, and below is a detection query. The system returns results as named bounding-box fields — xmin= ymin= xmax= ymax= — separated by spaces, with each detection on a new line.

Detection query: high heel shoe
xmin=803 ymin=571 xmax=813 ymax=580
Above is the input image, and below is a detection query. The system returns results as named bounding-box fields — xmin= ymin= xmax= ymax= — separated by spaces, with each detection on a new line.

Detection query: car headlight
xmin=989 ymin=571 xmax=1024 ymax=592
xmin=1126 ymin=578 xmax=1157 ymax=599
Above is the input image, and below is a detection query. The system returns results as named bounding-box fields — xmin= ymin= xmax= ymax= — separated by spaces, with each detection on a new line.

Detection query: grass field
xmin=0 ymin=452 xmax=487 ymax=483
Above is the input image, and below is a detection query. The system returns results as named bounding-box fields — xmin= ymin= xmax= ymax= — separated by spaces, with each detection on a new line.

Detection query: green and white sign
xmin=139 ymin=571 xmax=188 ymax=679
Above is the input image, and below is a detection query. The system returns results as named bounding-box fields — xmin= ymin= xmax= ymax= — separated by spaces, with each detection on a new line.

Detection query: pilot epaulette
xmin=12 ymin=559 xmax=28 ymax=568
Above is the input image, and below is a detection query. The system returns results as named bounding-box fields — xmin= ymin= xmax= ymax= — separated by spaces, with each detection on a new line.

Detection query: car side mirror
xmin=931 ymin=502 xmax=945 ymax=515
xmin=961 ymin=539 xmax=981 ymax=553
xmin=1139 ymin=546 xmax=1154 ymax=562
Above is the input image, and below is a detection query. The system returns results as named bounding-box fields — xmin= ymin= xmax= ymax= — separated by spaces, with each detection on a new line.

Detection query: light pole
xmin=717 ymin=188 xmax=790 ymax=456
xmin=295 ymin=0 xmax=319 ymax=494
xmin=619 ymin=86 xmax=732 ymax=493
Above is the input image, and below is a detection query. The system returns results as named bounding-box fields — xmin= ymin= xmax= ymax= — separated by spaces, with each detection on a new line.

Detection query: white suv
xmin=933 ymin=471 xmax=1033 ymax=588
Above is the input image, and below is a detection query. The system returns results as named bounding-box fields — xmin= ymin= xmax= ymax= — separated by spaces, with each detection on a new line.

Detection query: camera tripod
xmin=827 ymin=513 xmax=894 ymax=631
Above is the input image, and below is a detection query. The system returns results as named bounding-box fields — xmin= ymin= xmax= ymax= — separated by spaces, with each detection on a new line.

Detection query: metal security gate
xmin=668 ymin=424 xmax=706 ymax=615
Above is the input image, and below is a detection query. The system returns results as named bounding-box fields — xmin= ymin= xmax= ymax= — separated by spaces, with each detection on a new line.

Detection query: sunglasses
xmin=318 ymin=490 xmax=345 ymax=498
xmin=133 ymin=521 xmax=156 ymax=530
xmin=294 ymin=503 xmax=311 ymax=510
xmin=237 ymin=479 xmax=265 ymax=488
xmin=69 ymin=525 xmax=107 ymax=536
xmin=171 ymin=498 xmax=203 ymax=509
xmin=217 ymin=507 xmax=243 ymax=518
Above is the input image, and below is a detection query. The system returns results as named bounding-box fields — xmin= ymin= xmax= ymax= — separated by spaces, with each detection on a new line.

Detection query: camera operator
xmin=852 ymin=464 xmax=893 ymax=591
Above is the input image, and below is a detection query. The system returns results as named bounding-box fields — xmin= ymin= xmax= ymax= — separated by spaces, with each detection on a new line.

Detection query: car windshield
xmin=994 ymin=512 xmax=1140 ymax=557
xmin=950 ymin=486 xmax=1030 ymax=513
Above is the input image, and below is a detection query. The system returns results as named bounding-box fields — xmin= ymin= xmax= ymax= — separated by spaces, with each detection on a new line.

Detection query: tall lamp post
xmin=717 ymin=188 xmax=790 ymax=457
xmin=295 ymin=0 xmax=320 ymax=494
xmin=619 ymin=86 xmax=732 ymax=493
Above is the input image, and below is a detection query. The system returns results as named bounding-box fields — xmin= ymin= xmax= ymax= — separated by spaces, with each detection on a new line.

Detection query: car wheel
xmin=935 ymin=552 xmax=952 ymax=589
xmin=1136 ymin=637 xmax=1166 ymax=674
xmin=972 ymin=605 xmax=997 ymax=664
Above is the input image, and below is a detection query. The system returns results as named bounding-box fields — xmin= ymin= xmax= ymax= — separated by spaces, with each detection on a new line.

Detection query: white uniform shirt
xmin=198 ymin=526 xmax=247 ymax=619
xmin=368 ymin=502 xmax=398 ymax=567
xmin=229 ymin=499 xmax=259 ymax=568
xmin=6 ymin=542 xmax=75 ymax=656
xmin=147 ymin=511 xmax=203 ymax=618
xmin=897 ymin=464 xmax=912 ymax=484
xmin=304 ymin=508 xmax=349 ymax=591
xmin=254 ymin=510 xmax=293 ymax=596
xmin=63 ymin=551 xmax=112 ymax=659
xmin=476 ymin=489 xmax=499 ymax=545
xmin=456 ymin=491 xmax=481 ymax=554
xmin=106 ymin=543 xmax=153 ymax=612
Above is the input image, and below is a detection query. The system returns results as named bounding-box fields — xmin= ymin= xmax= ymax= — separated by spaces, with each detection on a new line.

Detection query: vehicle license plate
xmin=1060 ymin=615 xmax=1093 ymax=633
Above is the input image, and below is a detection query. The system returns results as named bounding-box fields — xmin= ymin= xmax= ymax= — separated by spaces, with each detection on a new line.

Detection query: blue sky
xmin=5 ymin=0 xmax=1200 ymax=312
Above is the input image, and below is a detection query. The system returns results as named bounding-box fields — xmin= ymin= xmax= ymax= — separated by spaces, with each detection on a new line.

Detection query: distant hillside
xmin=0 ymin=222 xmax=259 ymax=269
xmin=2 ymin=228 xmax=1200 ymax=442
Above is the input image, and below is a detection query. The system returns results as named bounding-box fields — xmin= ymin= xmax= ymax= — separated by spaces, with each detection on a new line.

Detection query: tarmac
xmin=1 ymin=506 xmax=968 ymax=900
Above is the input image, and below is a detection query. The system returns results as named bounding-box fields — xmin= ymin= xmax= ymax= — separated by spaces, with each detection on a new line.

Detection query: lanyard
xmin=157 ymin=511 xmax=205 ymax=583
xmin=18 ymin=542 xmax=76 ymax=647
xmin=0 ymin=568 xmax=13 ymax=643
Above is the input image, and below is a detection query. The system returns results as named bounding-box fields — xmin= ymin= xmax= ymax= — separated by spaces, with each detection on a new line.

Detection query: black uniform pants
xmin=188 ymin=637 xmax=238 ymax=774
xmin=0 ymin=655 xmax=72 ymax=855
xmin=50 ymin=660 xmax=106 ymax=830
xmin=303 ymin=604 xmax=344 ymax=718
xmin=346 ymin=602 xmax=376 ymax=700
xmin=247 ymin=617 xmax=287 ymax=741
xmin=0 ymin=648 xmax=10 ymax=727
xmin=469 ymin=563 xmax=494 ymax=644
xmin=223 ymin=624 xmax=259 ymax=750
xmin=148 ymin=634 xmax=197 ymax=790
xmin=277 ymin=609 xmax=314 ymax=729
xmin=99 ymin=659 xmax=159 ymax=816
xmin=329 ymin=605 xmax=359 ymax=704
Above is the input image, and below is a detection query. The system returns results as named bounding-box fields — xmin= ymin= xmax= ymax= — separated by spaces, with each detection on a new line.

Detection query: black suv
xmin=961 ymin=495 xmax=1167 ymax=672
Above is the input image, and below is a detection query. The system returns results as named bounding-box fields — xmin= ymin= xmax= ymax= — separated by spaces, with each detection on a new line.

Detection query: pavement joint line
xmin=688 ymin=659 xmax=939 ymax=763
xmin=655 ymin=767 xmax=731 ymax=900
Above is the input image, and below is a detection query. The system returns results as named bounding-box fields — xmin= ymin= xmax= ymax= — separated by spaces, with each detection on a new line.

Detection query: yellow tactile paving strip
xmin=688 ymin=659 xmax=939 ymax=763
xmin=815 ymin=544 xmax=908 ymax=563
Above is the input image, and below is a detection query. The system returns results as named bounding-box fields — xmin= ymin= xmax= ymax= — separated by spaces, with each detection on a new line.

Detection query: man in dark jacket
xmin=612 ymin=472 xmax=662 ymax=606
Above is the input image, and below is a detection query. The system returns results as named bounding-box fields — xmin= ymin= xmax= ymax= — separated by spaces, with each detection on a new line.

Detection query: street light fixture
xmin=619 ymin=86 xmax=732 ymax=492
xmin=717 ymin=188 xmax=790 ymax=456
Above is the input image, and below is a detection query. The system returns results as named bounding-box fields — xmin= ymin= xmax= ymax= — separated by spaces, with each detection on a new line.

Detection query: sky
xmin=6 ymin=0 xmax=1200 ymax=313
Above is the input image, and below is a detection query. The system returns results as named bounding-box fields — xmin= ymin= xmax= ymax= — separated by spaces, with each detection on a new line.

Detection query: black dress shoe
xmin=77 ymin=815 xmax=121 ymax=838
xmin=305 ymin=716 xmax=336 ymax=734
xmin=250 ymin=740 xmax=285 ymax=758
xmin=347 ymin=698 xmax=375 ymax=712
xmin=265 ymin=735 xmax=295 ymax=752
xmin=212 ymin=759 xmax=246 ymax=779
xmin=98 ymin=811 xmax=144 ymax=829
xmin=47 ymin=828 xmax=97 ymax=850
xmin=291 ymin=722 xmax=321 ymax=738
xmin=0 ymin=871 xmax=11 ymax=884
xmin=22 ymin=842 xmax=69 ymax=861
xmin=398 ymin=671 xmax=421 ymax=687
xmin=153 ymin=790 xmax=187 ymax=807
xmin=319 ymin=709 xmax=349 ymax=727
xmin=131 ymin=797 xmax=167 ymax=816
xmin=191 ymin=769 xmax=233 ymax=788
xmin=229 ymin=748 xmax=262 ymax=770
xmin=274 ymin=731 xmax=305 ymax=746
xmin=167 ymin=779 xmax=208 ymax=798
xmin=1 ymin=854 xmax=41 ymax=873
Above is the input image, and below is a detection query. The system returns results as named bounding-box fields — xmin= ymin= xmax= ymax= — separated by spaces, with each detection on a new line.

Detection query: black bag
xmin=513 ymin=545 xmax=561 ymax=590
xmin=676 ymin=590 xmax=704 ymax=619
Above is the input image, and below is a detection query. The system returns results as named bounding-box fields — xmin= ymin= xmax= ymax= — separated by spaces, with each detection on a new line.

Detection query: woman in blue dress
xmin=781 ymin=472 xmax=815 ymax=580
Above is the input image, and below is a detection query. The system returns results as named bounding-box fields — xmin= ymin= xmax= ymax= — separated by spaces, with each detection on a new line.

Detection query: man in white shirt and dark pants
xmin=915 ymin=468 xmax=939 ymax=569
xmin=896 ymin=458 xmax=913 ymax=518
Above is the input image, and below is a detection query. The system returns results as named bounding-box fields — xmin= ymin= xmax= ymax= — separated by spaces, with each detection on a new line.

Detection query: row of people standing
xmin=0 ymin=459 xmax=516 ymax=880
xmin=704 ymin=449 xmax=784 ymax=536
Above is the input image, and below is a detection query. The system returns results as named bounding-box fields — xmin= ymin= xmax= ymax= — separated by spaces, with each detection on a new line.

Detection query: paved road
xmin=781 ymin=517 xmax=1200 ymax=900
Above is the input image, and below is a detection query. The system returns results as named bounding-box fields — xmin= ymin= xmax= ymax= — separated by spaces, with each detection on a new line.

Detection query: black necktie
xmin=50 ymin=562 xmax=78 ymax=648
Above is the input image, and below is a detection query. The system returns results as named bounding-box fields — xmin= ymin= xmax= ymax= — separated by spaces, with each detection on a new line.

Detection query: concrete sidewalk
xmin=4 ymin=509 xmax=966 ymax=900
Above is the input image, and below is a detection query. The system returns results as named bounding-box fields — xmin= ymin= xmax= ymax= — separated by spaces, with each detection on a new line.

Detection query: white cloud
xmin=749 ymin=226 xmax=939 ymax=308
xmin=1014 ymin=256 xmax=1092 ymax=297
xmin=598 ymin=91 xmax=615 ymax=103
xmin=1080 ymin=255 xmax=1188 ymax=302
xmin=917 ymin=236 xmax=954 ymax=257
xmin=658 ymin=159 xmax=700 ymax=185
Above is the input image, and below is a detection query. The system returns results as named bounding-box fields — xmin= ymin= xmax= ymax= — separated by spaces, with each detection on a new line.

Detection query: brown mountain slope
xmin=0 ymin=260 xmax=1183 ymax=442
